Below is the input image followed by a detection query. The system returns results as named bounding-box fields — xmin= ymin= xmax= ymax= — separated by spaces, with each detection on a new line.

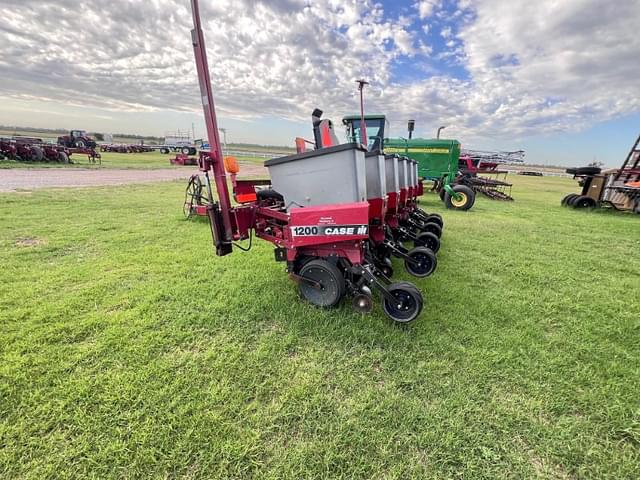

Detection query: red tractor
xmin=57 ymin=130 xmax=97 ymax=149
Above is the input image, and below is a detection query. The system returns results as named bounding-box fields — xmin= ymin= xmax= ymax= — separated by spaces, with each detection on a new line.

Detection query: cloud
xmin=0 ymin=0 xmax=638 ymax=143
xmin=415 ymin=0 xmax=439 ymax=20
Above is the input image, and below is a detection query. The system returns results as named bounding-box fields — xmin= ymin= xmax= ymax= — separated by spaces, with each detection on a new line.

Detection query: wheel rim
xmin=416 ymin=233 xmax=439 ymax=253
xmin=451 ymin=192 xmax=468 ymax=208
xmin=408 ymin=252 xmax=435 ymax=276
xmin=384 ymin=290 xmax=418 ymax=321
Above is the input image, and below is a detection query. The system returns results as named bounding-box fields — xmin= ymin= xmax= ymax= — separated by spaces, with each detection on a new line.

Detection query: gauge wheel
xmin=382 ymin=282 xmax=424 ymax=324
xmin=444 ymin=185 xmax=475 ymax=210
xmin=298 ymin=259 xmax=345 ymax=307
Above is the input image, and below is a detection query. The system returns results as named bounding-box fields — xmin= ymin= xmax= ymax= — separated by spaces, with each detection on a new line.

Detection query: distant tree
xmin=94 ymin=133 xmax=104 ymax=141
xmin=587 ymin=160 xmax=604 ymax=168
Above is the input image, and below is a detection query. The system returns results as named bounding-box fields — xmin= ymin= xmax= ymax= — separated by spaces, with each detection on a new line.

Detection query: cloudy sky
xmin=1 ymin=0 xmax=639 ymax=165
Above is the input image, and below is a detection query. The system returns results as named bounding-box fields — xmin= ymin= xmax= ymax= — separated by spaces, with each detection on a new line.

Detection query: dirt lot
xmin=0 ymin=163 xmax=268 ymax=192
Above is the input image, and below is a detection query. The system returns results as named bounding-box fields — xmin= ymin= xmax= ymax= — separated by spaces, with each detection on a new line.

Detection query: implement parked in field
xmin=342 ymin=115 xmax=476 ymax=210
xmin=182 ymin=0 xmax=436 ymax=323
xmin=561 ymin=133 xmax=640 ymax=213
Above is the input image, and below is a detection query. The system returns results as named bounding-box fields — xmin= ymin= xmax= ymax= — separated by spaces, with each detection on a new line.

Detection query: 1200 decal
xmin=291 ymin=224 xmax=369 ymax=236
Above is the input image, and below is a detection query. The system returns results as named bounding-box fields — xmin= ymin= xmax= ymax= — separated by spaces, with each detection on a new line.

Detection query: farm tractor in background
xmin=342 ymin=115 xmax=477 ymax=210
xmin=57 ymin=130 xmax=97 ymax=149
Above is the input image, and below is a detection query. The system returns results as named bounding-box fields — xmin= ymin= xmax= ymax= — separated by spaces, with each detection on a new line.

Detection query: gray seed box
xmin=264 ymin=143 xmax=368 ymax=207
xmin=385 ymin=154 xmax=400 ymax=195
xmin=365 ymin=151 xmax=387 ymax=199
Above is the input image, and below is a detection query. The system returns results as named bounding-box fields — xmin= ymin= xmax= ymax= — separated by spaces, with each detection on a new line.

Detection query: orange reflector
xmin=236 ymin=193 xmax=257 ymax=203
xmin=224 ymin=156 xmax=239 ymax=174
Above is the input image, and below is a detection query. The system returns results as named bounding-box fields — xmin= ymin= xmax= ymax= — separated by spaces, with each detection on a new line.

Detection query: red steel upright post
xmin=190 ymin=0 xmax=234 ymax=249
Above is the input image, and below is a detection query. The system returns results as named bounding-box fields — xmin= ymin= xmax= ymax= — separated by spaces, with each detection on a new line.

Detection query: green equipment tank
xmin=342 ymin=114 xmax=475 ymax=210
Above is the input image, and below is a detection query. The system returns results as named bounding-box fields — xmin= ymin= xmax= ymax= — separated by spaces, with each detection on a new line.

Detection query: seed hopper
xmin=299 ymin=111 xmax=442 ymax=280
xmin=185 ymin=0 xmax=425 ymax=322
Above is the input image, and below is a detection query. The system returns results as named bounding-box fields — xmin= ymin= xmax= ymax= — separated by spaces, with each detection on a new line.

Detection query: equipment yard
xmin=2 ymin=0 xmax=639 ymax=478
xmin=1 ymin=174 xmax=638 ymax=478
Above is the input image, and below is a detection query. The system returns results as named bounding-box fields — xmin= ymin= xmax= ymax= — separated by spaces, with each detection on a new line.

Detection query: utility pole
xmin=356 ymin=79 xmax=369 ymax=147
xmin=218 ymin=127 xmax=227 ymax=152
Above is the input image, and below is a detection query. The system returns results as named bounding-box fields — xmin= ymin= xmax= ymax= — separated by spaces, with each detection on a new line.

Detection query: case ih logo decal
xmin=291 ymin=224 xmax=369 ymax=237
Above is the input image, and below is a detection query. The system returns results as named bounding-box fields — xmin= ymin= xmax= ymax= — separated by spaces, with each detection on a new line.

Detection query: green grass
xmin=0 ymin=151 xmax=266 ymax=170
xmin=1 ymin=176 xmax=638 ymax=478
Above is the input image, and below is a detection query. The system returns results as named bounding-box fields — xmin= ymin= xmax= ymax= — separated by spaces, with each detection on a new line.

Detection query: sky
xmin=1 ymin=0 xmax=639 ymax=166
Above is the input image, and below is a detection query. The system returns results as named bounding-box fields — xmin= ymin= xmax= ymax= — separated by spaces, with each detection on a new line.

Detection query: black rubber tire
xmin=574 ymin=166 xmax=601 ymax=176
xmin=573 ymin=195 xmax=596 ymax=209
xmin=181 ymin=147 xmax=191 ymax=155
xmin=444 ymin=185 xmax=475 ymax=210
xmin=30 ymin=146 xmax=44 ymax=161
xmin=567 ymin=195 xmax=582 ymax=207
xmin=414 ymin=231 xmax=440 ymax=253
xmin=58 ymin=151 xmax=70 ymax=164
xmin=75 ymin=140 xmax=86 ymax=148
xmin=188 ymin=147 xmax=197 ymax=155
xmin=382 ymin=282 xmax=424 ymax=324
xmin=404 ymin=246 xmax=437 ymax=278
xmin=420 ymin=221 xmax=442 ymax=238
xmin=256 ymin=189 xmax=284 ymax=202
xmin=561 ymin=193 xmax=578 ymax=206
xmin=423 ymin=214 xmax=444 ymax=228
xmin=299 ymin=259 xmax=345 ymax=307
xmin=160 ymin=147 xmax=169 ymax=154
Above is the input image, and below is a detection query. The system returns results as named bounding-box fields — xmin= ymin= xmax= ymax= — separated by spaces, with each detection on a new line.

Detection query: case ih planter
xmin=185 ymin=0 xmax=424 ymax=322
xmin=296 ymin=111 xmax=440 ymax=279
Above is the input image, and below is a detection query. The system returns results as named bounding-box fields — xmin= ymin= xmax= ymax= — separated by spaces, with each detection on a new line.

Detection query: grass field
xmin=0 ymin=150 xmax=266 ymax=170
xmin=1 ymin=175 xmax=638 ymax=478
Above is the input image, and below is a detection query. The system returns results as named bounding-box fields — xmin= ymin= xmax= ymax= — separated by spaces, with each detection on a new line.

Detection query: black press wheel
xmin=382 ymin=282 xmax=424 ymax=324
xmin=561 ymin=193 xmax=578 ymax=206
xmin=404 ymin=246 xmax=437 ymax=277
xmin=414 ymin=231 xmax=440 ymax=253
xmin=420 ymin=221 xmax=442 ymax=238
xmin=573 ymin=195 xmax=596 ymax=209
xmin=444 ymin=184 xmax=476 ymax=210
xmin=298 ymin=259 xmax=345 ymax=308
xmin=423 ymin=214 xmax=444 ymax=228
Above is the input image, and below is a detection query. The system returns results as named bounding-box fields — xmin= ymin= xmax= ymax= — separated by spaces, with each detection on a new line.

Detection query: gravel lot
xmin=0 ymin=164 xmax=268 ymax=192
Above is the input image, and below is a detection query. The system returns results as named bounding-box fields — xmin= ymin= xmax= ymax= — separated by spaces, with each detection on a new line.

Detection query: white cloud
xmin=415 ymin=0 xmax=439 ymax=19
xmin=0 ymin=0 xmax=638 ymax=145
